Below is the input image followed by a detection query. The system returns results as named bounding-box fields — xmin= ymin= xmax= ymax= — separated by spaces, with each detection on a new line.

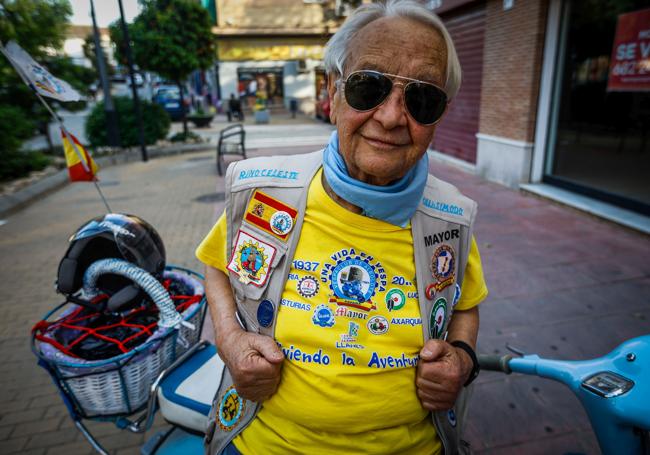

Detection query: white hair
xmin=324 ymin=0 xmax=462 ymax=99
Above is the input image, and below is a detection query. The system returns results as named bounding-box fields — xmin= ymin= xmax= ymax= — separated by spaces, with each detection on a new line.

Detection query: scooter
xmin=478 ymin=335 xmax=650 ymax=455
xmin=38 ymin=333 xmax=650 ymax=454
xmin=32 ymin=262 xmax=224 ymax=455
xmin=31 ymin=222 xmax=649 ymax=454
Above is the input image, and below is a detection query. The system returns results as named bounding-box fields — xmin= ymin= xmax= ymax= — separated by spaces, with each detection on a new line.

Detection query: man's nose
xmin=372 ymin=84 xmax=407 ymax=128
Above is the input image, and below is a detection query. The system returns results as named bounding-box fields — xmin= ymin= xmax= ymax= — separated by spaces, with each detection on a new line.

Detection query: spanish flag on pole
xmin=61 ymin=128 xmax=99 ymax=182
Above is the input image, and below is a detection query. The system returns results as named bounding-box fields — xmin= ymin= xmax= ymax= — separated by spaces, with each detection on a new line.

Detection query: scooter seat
xmin=157 ymin=343 xmax=224 ymax=434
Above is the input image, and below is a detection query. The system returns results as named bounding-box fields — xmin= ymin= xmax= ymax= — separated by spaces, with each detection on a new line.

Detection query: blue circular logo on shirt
xmin=312 ymin=304 xmax=335 ymax=327
xmin=331 ymin=259 xmax=376 ymax=303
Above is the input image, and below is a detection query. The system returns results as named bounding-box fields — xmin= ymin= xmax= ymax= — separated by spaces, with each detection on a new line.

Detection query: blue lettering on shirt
xmin=238 ymin=169 xmax=299 ymax=181
xmin=422 ymin=198 xmax=464 ymax=216
xmin=390 ymin=317 xmax=422 ymax=326
xmin=367 ymin=352 xmax=419 ymax=368
xmin=280 ymin=345 xmax=330 ymax=365
xmin=280 ymin=298 xmax=311 ymax=312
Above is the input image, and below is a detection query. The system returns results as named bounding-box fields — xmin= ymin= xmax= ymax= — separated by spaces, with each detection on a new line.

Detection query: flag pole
xmin=0 ymin=43 xmax=112 ymax=213
xmin=93 ymin=181 xmax=112 ymax=213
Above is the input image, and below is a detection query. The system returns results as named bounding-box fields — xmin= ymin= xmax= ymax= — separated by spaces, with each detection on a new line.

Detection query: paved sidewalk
xmin=0 ymin=142 xmax=647 ymax=454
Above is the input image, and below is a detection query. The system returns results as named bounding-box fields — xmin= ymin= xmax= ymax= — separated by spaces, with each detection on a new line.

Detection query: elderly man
xmin=196 ymin=1 xmax=487 ymax=453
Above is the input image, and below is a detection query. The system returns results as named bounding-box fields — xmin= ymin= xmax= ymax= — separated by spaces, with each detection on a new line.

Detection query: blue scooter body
xmin=508 ymin=335 xmax=650 ymax=454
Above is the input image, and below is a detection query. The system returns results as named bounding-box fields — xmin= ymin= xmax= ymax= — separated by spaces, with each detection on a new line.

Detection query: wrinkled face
xmin=328 ymin=16 xmax=448 ymax=186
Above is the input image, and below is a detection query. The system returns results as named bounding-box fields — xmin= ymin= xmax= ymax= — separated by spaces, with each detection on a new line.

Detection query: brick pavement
xmin=0 ymin=143 xmax=648 ymax=454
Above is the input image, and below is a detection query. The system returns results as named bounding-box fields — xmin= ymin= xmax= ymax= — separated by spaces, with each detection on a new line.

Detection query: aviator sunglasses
xmin=338 ymin=70 xmax=449 ymax=125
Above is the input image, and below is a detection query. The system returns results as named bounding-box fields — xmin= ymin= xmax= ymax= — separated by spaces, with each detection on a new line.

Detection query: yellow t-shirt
xmin=196 ymin=170 xmax=488 ymax=455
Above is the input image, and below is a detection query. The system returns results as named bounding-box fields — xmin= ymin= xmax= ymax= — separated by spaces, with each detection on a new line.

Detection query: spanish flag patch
xmin=244 ymin=190 xmax=298 ymax=241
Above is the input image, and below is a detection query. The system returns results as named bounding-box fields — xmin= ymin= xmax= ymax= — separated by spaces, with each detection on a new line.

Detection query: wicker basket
xmin=33 ymin=265 xmax=206 ymax=418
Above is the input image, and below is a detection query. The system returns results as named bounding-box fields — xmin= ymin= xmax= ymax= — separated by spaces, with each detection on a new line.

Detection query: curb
xmin=0 ymin=142 xmax=214 ymax=218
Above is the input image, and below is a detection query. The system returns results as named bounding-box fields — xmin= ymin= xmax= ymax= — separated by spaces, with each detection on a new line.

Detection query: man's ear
xmin=326 ymin=74 xmax=339 ymax=124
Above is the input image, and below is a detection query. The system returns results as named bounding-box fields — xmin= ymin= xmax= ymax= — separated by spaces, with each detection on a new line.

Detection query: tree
xmin=83 ymin=33 xmax=114 ymax=79
xmin=0 ymin=0 xmax=96 ymax=158
xmin=112 ymin=0 xmax=215 ymax=135
xmin=0 ymin=0 xmax=72 ymax=155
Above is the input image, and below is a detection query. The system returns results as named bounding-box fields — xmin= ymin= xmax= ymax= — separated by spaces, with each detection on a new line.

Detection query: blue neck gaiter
xmin=322 ymin=131 xmax=428 ymax=227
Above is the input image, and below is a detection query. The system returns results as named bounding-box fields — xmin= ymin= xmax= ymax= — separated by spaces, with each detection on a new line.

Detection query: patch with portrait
xmin=218 ymin=386 xmax=245 ymax=431
xmin=226 ymin=230 xmax=276 ymax=286
xmin=431 ymin=244 xmax=455 ymax=292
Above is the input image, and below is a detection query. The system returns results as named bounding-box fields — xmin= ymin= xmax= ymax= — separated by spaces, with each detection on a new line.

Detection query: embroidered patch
xmin=386 ymin=288 xmax=406 ymax=312
xmin=269 ymin=210 xmax=293 ymax=236
xmin=226 ymin=230 xmax=276 ymax=286
xmin=367 ymin=315 xmax=389 ymax=335
xmin=312 ymin=304 xmax=335 ymax=327
xmin=321 ymin=248 xmax=386 ymax=312
xmin=429 ymin=297 xmax=447 ymax=339
xmin=431 ymin=244 xmax=455 ymax=292
xmin=218 ymin=386 xmax=245 ymax=431
xmin=297 ymin=276 xmax=319 ymax=298
xmin=244 ymin=190 xmax=298 ymax=241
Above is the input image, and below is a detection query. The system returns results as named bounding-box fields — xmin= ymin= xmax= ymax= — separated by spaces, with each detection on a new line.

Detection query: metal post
xmin=117 ymin=0 xmax=148 ymax=162
xmin=90 ymin=0 xmax=120 ymax=148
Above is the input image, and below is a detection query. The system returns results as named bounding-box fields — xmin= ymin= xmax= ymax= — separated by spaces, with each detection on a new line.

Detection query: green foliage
xmin=0 ymin=0 xmax=71 ymax=57
xmin=169 ymin=131 xmax=202 ymax=143
xmin=86 ymin=96 xmax=171 ymax=148
xmin=0 ymin=104 xmax=35 ymax=154
xmin=0 ymin=102 xmax=51 ymax=180
xmin=112 ymin=0 xmax=215 ymax=83
xmin=83 ymin=33 xmax=115 ymax=78
xmin=0 ymin=1 xmax=93 ymax=159
xmin=0 ymin=150 xmax=51 ymax=181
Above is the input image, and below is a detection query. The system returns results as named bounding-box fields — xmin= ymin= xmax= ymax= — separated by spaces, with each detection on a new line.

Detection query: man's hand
xmin=416 ymin=339 xmax=473 ymax=411
xmin=217 ymin=327 xmax=284 ymax=402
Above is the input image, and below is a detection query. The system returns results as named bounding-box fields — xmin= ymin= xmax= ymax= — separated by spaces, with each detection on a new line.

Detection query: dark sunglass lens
xmin=404 ymin=83 xmax=448 ymax=124
xmin=345 ymin=72 xmax=392 ymax=111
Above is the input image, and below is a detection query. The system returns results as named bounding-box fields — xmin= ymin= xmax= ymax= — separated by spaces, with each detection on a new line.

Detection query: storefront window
xmin=237 ymin=67 xmax=284 ymax=109
xmin=546 ymin=1 xmax=650 ymax=215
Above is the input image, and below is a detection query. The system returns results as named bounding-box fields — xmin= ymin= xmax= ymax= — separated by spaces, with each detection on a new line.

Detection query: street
xmin=0 ymin=122 xmax=648 ymax=454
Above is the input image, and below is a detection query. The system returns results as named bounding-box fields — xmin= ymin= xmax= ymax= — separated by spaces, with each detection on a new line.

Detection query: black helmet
xmin=57 ymin=213 xmax=166 ymax=297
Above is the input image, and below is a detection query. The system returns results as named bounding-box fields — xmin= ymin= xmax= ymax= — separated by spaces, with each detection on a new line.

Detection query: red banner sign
xmin=607 ymin=8 xmax=650 ymax=92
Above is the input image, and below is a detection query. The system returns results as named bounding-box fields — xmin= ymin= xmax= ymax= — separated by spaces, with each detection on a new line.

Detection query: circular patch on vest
xmin=218 ymin=386 xmax=245 ymax=431
xmin=431 ymin=244 xmax=455 ymax=292
xmin=270 ymin=211 xmax=293 ymax=236
xmin=447 ymin=409 xmax=457 ymax=427
xmin=257 ymin=299 xmax=275 ymax=328
xmin=452 ymin=283 xmax=462 ymax=307
xmin=429 ymin=297 xmax=447 ymax=339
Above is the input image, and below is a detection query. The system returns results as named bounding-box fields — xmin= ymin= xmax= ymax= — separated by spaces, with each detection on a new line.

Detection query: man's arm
xmin=205 ymin=266 xmax=284 ymax=402
xmin=415 ymin=306 xmax=479 ymax=411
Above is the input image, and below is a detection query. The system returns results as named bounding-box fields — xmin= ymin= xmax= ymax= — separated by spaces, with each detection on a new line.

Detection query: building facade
xmin=432 ymin=0 xmax=649 ymax=226
xmin=211 ymin=0 xmax=355 ymax=114
xmin=209 ymin=0 xmax=649 ymax=225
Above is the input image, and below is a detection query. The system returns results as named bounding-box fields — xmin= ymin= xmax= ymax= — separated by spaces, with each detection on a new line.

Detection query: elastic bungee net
xmin=33 ymin=264 xmax=203 ymax=362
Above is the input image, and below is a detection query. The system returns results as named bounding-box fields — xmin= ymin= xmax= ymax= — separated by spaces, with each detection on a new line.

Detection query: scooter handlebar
xmin=478 ymin=354 xmax=513 ymax=374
